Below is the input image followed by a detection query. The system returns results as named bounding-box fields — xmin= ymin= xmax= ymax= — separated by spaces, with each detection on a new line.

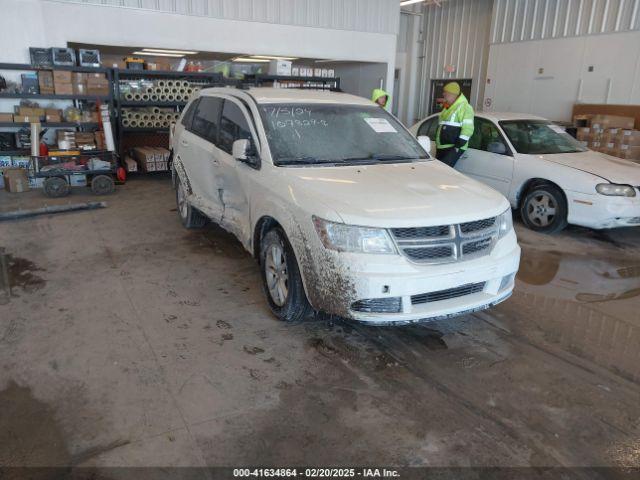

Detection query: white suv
xmin=171 ymin=87 xmax=521 ymax=325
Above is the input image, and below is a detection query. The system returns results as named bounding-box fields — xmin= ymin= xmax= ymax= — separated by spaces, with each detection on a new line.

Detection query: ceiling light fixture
xmin=232 ymin=57 xmax=271 ymax=63
xmin=400 ymin=0 xmax=444 ymax=6
xmin=132 ymin=51 xmax=185 ymax=58
xmin=251 ymin=55 xmax=298 ymax=61
xmin=141 ymin=48 xmax=198 ymax=55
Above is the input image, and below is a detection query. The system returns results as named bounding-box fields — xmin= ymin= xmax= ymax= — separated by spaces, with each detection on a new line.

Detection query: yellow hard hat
xmin=443 ymin=82 xmax=461 ymax=95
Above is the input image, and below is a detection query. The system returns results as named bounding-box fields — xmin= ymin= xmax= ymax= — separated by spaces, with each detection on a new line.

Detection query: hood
xmin=284 ymin=161 xmax=509 ymax=228
xmin=535 ymin=150 xmax=640 ymax=185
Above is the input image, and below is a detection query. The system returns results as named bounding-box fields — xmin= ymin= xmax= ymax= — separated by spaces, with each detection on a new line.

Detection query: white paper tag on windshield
xmin=365 ymin=118 xmax=397 ymax=133
xmin=549 ymin=124 xmax=566 ymax=134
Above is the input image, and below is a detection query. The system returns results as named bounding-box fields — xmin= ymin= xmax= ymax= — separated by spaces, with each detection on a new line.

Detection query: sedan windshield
xmin=500 ymin=120 xmax=588 ymax=155
xmin=259 ymin=104 xmax=429 ymax=166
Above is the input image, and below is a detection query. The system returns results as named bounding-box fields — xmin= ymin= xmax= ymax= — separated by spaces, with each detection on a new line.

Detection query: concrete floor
xmin=1 ymin=176 xmax=639 ymax=473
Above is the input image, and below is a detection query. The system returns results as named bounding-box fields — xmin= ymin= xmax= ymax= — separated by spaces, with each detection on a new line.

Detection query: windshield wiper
xmin=277 ymin=157 xmax=335 ymax=166
xmin=340 ymin=154 xmax=422 ymax=163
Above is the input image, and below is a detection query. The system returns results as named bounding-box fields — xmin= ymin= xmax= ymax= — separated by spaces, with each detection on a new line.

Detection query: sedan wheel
xmin=526 ymin=192 xmax=556 ymax=227
xmin=520 ymin=184 xmax=568 ymax=234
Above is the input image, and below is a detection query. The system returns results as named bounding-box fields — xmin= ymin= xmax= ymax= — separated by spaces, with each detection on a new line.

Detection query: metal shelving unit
xmin=113 ymin=69 xmax=223 ymax=162
xmin=0 ymin=62 xmax=115 ymax=157
xmin=243 ymin=74 xmax=341 ymax=90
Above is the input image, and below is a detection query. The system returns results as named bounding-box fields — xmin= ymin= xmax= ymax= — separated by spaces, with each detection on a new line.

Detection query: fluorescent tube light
xmin=251 ymin=55 xmax=298 ymax=61
xmin=233 ymin=57 xmax=270 ymax=63
xmin=141 ymin=48 xmax=198 ymax=55
xmin=133 ymin=51 xmax=185 ymax=58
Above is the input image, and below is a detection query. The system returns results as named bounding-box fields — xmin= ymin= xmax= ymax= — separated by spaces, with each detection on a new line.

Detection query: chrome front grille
xmin=391 ymin=217 xmax=498 ymax=265
xmin=411 ymin=282 xmax=486 ymax=305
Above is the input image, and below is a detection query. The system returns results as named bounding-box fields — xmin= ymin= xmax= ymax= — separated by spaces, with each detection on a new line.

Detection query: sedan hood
xmin=536 ymin=150 xmax=640 ymax=185
xmin=284 ymin=160 xmax=509 ymax=228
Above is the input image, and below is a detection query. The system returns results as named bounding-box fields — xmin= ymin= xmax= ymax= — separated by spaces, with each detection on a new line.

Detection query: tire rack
xmin=0 ymin=63 xmax=115 ymax=157
xmin=113 ymin=69 xmax=223 ymax=169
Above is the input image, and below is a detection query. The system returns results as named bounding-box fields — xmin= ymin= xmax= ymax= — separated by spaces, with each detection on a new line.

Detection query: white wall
xmin=0 ymin=0 xmax=398 ymax=101
xmin=396 ymin=0 xmax=494 ymax=126
xmin=484 ymin=30 xmax=640 ymax=121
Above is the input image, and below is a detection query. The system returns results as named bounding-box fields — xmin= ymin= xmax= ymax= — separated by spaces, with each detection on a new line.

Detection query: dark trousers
xmin=436 ymin=147 xmax=464 ymax=168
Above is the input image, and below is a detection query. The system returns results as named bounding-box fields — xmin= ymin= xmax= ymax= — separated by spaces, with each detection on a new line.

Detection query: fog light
xmin=499 ymin=273 xmax=515 ymax=291
xmin=351 ymin=297 xmax=402 ymax=313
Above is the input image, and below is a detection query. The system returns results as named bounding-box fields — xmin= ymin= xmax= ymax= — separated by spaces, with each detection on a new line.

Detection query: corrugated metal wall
xmin=416 ymin=0 xmax=494 ymax=116
xmin=491 ymin=0 xmax=640 ymax=43
xmin=45 ymin=0 xmax=400 ymax=35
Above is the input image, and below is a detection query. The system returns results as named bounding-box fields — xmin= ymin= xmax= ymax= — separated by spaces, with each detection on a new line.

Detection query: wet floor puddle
xmin=517 ymin=246 xmax=640 ymax=304
xmin=0 ymin=251 xmax=46 ymax=303
xmin=511 ymin=246 xmax=640 ymax=384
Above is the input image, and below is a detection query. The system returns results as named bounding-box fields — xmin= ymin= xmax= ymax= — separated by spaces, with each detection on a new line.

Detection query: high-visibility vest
xmin=436 ymin=94 xmax=475 ymax=150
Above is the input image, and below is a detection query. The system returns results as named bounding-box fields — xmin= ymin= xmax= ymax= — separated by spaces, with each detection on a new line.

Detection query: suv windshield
xmin=500 ymin=120 xmax=588 ymax=155
xmin=259 ymin=104 xmax=429 ymax=165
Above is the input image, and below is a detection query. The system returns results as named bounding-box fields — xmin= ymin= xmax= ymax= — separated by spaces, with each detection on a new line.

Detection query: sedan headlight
xmin=497 ymin=207 xmax=513 ymax=239
xmin=596 ymin=183 xmax=636 ymax=197
xmin=313 ymin=217 xmax=397 ymax=254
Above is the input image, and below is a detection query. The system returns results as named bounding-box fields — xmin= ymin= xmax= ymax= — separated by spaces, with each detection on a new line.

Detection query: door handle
xmin=180 ymin=140 xmax=189 ymax=147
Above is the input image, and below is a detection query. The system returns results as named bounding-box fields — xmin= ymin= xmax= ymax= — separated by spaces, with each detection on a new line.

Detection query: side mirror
xmin=232 ymin=139 xmax=251 ymax=161
xmin=488 ymin=142 xmax=507 ymax=155
xmin=417 ymin=136 xmax=432 ymax=154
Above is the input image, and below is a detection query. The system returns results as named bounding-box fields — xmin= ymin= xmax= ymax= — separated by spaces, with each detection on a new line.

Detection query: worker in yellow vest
xmin=371 ymin=88 xmax=390 ymax=110
xmin=435 ymin=82 xmax=474 ymax=167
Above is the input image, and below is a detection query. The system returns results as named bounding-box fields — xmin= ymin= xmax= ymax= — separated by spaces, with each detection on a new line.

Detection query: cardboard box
xmin=616 ymin=144 xmax=640 ymax=159
xmin=86 ymin=73 xmax=108 ymax=85
xmin=87 ymin=86 xmax=110 ymax=96
xmin=590 ymin=114 xmax=635 ymax=130
xmin=0 ymin=113 xmax=13 ymax=122
xmin=3 ymin=168 xmax=29 ymax=193
xmin=38 ymin=70 xmax=54 ymax=93
xmin=55 ymin=82 xmax=74 ymax=95
xmin=18 ymin=107 xmax=45 ymax=117
xmin=72 ymin=72 xmax=86 ymax=83
xmin=133 ymin=147 xmax=157 ymax=172
xmin=45 ymin=113 xmax=62 ymax=123
xmin=13 ymin=115 xmax=39 ymax=123
xmin=616 ymin=130 xmax=640 ymax=146
xmin=53 ymin=70 xmax=73 ymax=83
xmin=73 ymin=83 xmax=87 ymax=95
xmin=576 ymin=127 xmax=590 ymax=141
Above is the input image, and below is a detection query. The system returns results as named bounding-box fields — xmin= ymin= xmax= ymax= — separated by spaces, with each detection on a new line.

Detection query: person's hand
xmin=455 ymin=137 xmax=467 ymax=148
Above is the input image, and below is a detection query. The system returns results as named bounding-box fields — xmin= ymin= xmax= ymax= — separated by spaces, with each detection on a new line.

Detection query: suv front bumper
xmin=302 ymin=232 xmax=521 ymax=325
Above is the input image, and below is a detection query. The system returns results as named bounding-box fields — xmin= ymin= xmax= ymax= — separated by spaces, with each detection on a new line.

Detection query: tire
xmin=175 ymin=177 xmax=207 ymax=229
xmin=43 ymin=177 xmax=70 ymax=198
xmin=520 ymin=184 xmax=568 ymax=234
xmin=260 ymin=227 xmax=313 ymax=323
xmin=91 ymin=175 xmax=115 ymax=195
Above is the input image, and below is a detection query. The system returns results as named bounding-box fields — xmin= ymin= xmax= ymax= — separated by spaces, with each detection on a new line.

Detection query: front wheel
xmin=520 ymin=184 xmax=568 ymax=234
xmin=175 ymin=177 xmax=207 ymax=229
xmin=260 ymin=227 xmax=313 ymax=322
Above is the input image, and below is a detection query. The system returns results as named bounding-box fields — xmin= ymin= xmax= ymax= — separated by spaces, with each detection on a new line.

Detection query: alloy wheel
xmin=526 ymin=193 xmax=557 ymax=227
xmin=265 ymin=244 xmax=289 ymax=307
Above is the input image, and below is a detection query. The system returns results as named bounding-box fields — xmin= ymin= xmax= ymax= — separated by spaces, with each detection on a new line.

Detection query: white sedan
xmin=411 ymin=112 xmax=640 ymax=233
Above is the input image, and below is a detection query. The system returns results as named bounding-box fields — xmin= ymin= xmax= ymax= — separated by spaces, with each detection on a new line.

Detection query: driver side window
xmin=469 ymin=118 xmax=509 ymax=155
xmin=417 ymin=117 xmax=438 ymax=140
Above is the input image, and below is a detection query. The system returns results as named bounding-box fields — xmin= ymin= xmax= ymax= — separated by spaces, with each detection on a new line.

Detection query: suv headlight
xmin=497 ymin=207 xmax=513 ymax=239
xmin=313 ymin=217 xmax=397 ymax=254
xmin=596 ymin=183 xmax=636 ymax=197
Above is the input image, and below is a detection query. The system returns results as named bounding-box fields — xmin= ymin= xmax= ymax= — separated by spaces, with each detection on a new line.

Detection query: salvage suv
xmin=170 ymin=87 xmax=521 ymax=325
